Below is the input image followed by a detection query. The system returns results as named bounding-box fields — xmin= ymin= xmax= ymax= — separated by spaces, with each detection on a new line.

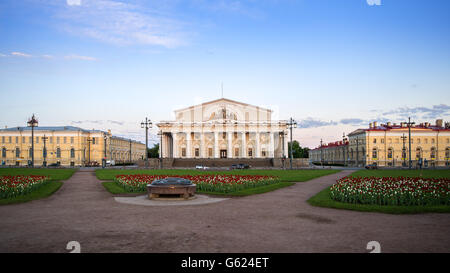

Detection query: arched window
xmin=56 ymin=148 xmax=61 ymax=158
xmin=15 ymin=148 xmax=20 ymax=158
xmin=388 ymin=148 xmax=393 ymax=159
xmin=1 ymin=148 xmax=6 ymax=158
xmin=372 ymin=148 xmax=377 ymax=159
xmin=430 ymin=147 xmax=436 ymax=159
xmin=416 ymin=148 xmax=421 ymax=159
xmin=70 ymin=148 xmax=75 ymax=158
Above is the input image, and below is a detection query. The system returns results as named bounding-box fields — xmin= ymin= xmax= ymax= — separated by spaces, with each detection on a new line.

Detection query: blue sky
xmin=1 ymin=0 xmax=449 ymax=147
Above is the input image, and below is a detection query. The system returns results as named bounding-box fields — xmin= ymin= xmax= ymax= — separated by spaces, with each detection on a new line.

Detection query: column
xmin=284 ymin=131 xmax=288 ymax=158
xmin=214 ymin=131 xmax=219 ymax=158
xmin=186 ymin=132 xmax=191 ymax=158
xmin=255 ymin=132 xmax=260 ymax=158
xmin=241 ymin=132 xmax=246 ymax=158
xmin=200 ymin=132 xmax=204 ymax=158
xmin=172 ymin=132 xmax=177 ymax=158
xmin=269 ymin=131 xmax=274 ymax=158
xmin=227 ymin=131 xmax=232 ymax=158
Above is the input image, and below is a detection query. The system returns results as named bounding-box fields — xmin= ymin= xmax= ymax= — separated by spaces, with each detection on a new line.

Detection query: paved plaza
xmin=0 ymin=170 xmax=448 ymax=253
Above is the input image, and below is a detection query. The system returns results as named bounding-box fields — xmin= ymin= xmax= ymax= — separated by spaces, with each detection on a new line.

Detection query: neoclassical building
xmin=310 ymin=119 xmax=450 ymax=167
xmin=0 ymin=126 xmax=146 ymax=167
xmin=156 ymin=98 xmax=289 ymax=159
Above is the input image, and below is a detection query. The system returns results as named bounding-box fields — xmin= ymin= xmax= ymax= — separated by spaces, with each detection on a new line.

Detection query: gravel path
xmin=0 ymin=170 xmax=448 ymax=253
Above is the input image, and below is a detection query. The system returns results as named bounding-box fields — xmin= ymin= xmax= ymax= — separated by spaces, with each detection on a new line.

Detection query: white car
xmin=195 ymin=165 xmax=209 ymax=170
xmin=106 ymin=160 xmax=115 ymax=166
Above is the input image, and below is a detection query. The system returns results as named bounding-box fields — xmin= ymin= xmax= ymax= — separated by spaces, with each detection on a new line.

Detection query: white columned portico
xmin=269 ymin=131 xmax=274 ymax=158
xmin=241 ymin=132 xmax=246 ymax=158
xmin=214 ymin=131 xmax=219 ymax=158
xmin=227 ymin=131 xmax=232 ymax=158
xmin=186 ymin=131 xmax=191 ymax=158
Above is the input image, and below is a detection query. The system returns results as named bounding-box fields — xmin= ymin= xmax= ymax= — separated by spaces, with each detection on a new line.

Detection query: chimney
xmin=387 ymin=122 xmax=392 ymax=126
xmin=373 ymin=121 xmax=378 ymax=128
xmin=369 ymin=123 xmax=373 ymax=129
xmin=108 ymin=129 xmax=112 ymax=135
xmin=436 ymin=119 xmax=443 ymax=127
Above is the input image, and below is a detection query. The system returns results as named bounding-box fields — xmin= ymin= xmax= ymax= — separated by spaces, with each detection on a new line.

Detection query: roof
xmin=311 ymin=140 xmax=349 ymax=151
xmin=174 ymin=97 xmax=273 ymax=113
xmin=0 ymin=126 xmax=106 ymax=133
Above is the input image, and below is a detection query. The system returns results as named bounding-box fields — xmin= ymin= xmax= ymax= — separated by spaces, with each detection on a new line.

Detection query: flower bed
xmin=330 ymin=176 xmax=450 ymax=206
xmin=114 ymin=174 xmax=279 ymax=193
xmin=0 ymin=175 xmax=49 ymax=199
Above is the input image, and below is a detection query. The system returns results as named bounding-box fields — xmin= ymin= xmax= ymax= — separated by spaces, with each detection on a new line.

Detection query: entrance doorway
xmin=220 ymin=149 xmax=227 ymax=158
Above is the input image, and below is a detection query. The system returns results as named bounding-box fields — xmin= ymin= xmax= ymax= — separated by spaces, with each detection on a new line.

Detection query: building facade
xmin=0 ymin=126 xmax=146 ymax=167
xmin=310 ymin=119 xmax=450 ymax=167
xmin=309 ymin=140 xmax=349 ymax=166
xmin=156 ymin=98 xmax=289 ymax=159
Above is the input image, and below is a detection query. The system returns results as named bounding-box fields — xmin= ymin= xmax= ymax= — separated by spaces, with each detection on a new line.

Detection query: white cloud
xmin=67 ymin=0 xmax=81 ymax=6
xmin=0 ymin=53 xmax=7 ymax=57
xmin=11 ymin=52 xmax=32 ymax=57
xmin=64 ymin=54 xmax=97 ymax=61
xmin=366 ymin=0 xmax=381 ymax=6
xmin=42 ymin=54 xmax=54 ymax=59
xmin=58 ymin=0 xmax=188 ymax=48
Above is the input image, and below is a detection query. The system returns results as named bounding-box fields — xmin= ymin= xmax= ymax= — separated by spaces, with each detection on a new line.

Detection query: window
xmin=29 ymin=148 xmax=33 ymax=158
xmin=350 ymin=149 xmax=354 ymax=159
xmin=372 ymin=148 xmax=377 ymax=159
xmin=181 ymin=148 xmax=186 ymax=157
xmin=49 ymin=137 xmax=53 ymax=144
xmin=235 ymin=148 xmax=239 ymax=157
xmin=70 ymin=148 xmax=75 ymax=158
xmin=395 ymin=138 xmax=399 ymax=144
xmin=373 ymin=138 xmax=376 ymax=144
xmin=424 ymin=138 xmax=428 ymax=144
xmin=381 ymin=139 xmax=384 ymax=144
xmin=248 ymin=148 xmax=253 ymax=157
xmin=92 ymin=137 xmax=96 ymax=144
xmin=388 ymin=148 xmax=393 ymax=159
xmin=388 ymin=138 xmax=392 ymax=144
xmin=1 ymin=136 xmax=4 ymax=144
xmin=430 ymin=147 xmax=436 ymax=159
xmin=208 ymin=148 xmax=213 ymax=157
xmin=29 ymin=137 xmax=32 ymax=143
xmin=57 ymin=148 xmax=61 ymax=158
xmin=2 ymin=148 xmax=6 ymax=158
xmin=194 ymin=148 xmax=199 ymax=157
xmin=22 ymin=137 xmax=25 ymax=143
xmin=222 ymin=132 xmax=226 ymax=139
xmin=446 ymin=147 xmax=450 ymax=159
xmin=71 ymin=137 xmax=74 ymax=144
xmin=431 ymin=138 xmax=435 ymax=144
xmin=64 ymin=137 xmax=67 ymax=144
xmin=262 ymin=150 xmax=267 ymax=157
xmin=417 ymin=138 xmax=421 ymax=144
xmin=57 ymin=137 xmax=60 ymax=144
xmin=447 ymin=138 xmax=450 ymax=144
xmin=9 ymin=136 xmax=12 ymax=143
xmin=16 ymin=148 xmax=20 ymax=158
xmin=15 ymin=137 xmax=18 ymax=143
xmin=36 ymin=137 xmax=39 ymax=144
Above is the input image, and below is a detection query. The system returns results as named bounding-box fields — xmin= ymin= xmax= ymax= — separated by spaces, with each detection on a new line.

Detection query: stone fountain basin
xmin=147 ymin=177 xmax=196 ymax=200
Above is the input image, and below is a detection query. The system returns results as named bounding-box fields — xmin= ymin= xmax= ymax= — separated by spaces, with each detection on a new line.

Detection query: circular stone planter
xmin=147 ymin=177 xmax=196 ymax=200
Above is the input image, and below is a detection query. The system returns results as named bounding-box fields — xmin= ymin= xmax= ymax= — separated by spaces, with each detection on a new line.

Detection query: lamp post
xmin=401 ymin=134 xmax=407 ymax=167
xmin=27 ymin=114 xmax=38 ymax=167
xmin=157 ymin=130 xmax=163 ymax=169
xmin=129 ymin=139 xmax=132 ymax=164
xmin=102 ymin=133 xmax=107 ymax=168
xmin=405 ymin=117 xmax=415 ymax=169
xmin=141 ymin=117 xmax=152 ymax=168
xmin=42 ymin=135 xmax=48 ymax=167
xmin=86 ymin=137 xmax=92 ymax=165
xmin=320 ymin=139 xmax=324 ymax=168
xmin=342 ymin=132 xmax=346 ymax=166
xmin=287 ymin=117 xmax=297 ymax=170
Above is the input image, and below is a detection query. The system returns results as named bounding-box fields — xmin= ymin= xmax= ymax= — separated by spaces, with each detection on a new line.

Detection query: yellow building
xmin=347 ymin=119 xmax=450 ymax=167
xmin=0 ymin=126 xmax=146 ymax=167
xmin=310 ymin=119 xmax=450 ymax=168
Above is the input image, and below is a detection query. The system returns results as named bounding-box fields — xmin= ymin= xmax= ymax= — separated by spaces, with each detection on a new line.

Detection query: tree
xmin=288 ymin=140 xmax=309 ymax=158
xmin=148 ymin=143 xmax=159 ymax=158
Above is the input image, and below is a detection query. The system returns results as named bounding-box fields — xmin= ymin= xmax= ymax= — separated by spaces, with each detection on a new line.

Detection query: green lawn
xmin=0 ymin=168 xmax=76 ymax=205
xmin=350 ymin=169 xmax=450 ymax=178
xmin=0 ymin=181 xmax=63 ymax=205
xmin=96 ymin=169 xmax=340 ymax=182
xmin=102 ymin=181 xmax=294 ymax=197
xmin=308 ymin=169 xmax=450 ymax=214
xmin=0 ymin=168 xmax=77 ymax=181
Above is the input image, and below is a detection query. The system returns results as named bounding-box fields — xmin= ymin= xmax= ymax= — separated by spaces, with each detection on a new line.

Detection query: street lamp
xmin=42 ymin=135 xmax=48 ymax=167
xmin=320 ymin=138 xmax=324 ymax=168
xmin=287 ymin=117 xmax=297 ymax=170
xmin=27 ymin=114 xmax=38 ymax=167
xmin=102 ymin=133 xmax=108 ymax=168
xmin=86 ymin=137 xmax=92 ymax=165
xmin=342 ymin=132 xmax=347 ymax=166
xmin=141 ymin=117 xmax=152 ymax=168
xmin=404 ymin=117 xmax=415 ymax=169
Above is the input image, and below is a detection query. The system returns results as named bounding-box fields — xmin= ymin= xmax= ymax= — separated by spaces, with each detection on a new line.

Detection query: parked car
xmin=106 ymin=160 xmax=115 ymax=166
xmin=195 ymin=165 xmax=209 ymax=170
xmin=230 ymin=163 xmax=250 ymax=170
xmin=365 ymin=163 xmax=378 ymax=169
